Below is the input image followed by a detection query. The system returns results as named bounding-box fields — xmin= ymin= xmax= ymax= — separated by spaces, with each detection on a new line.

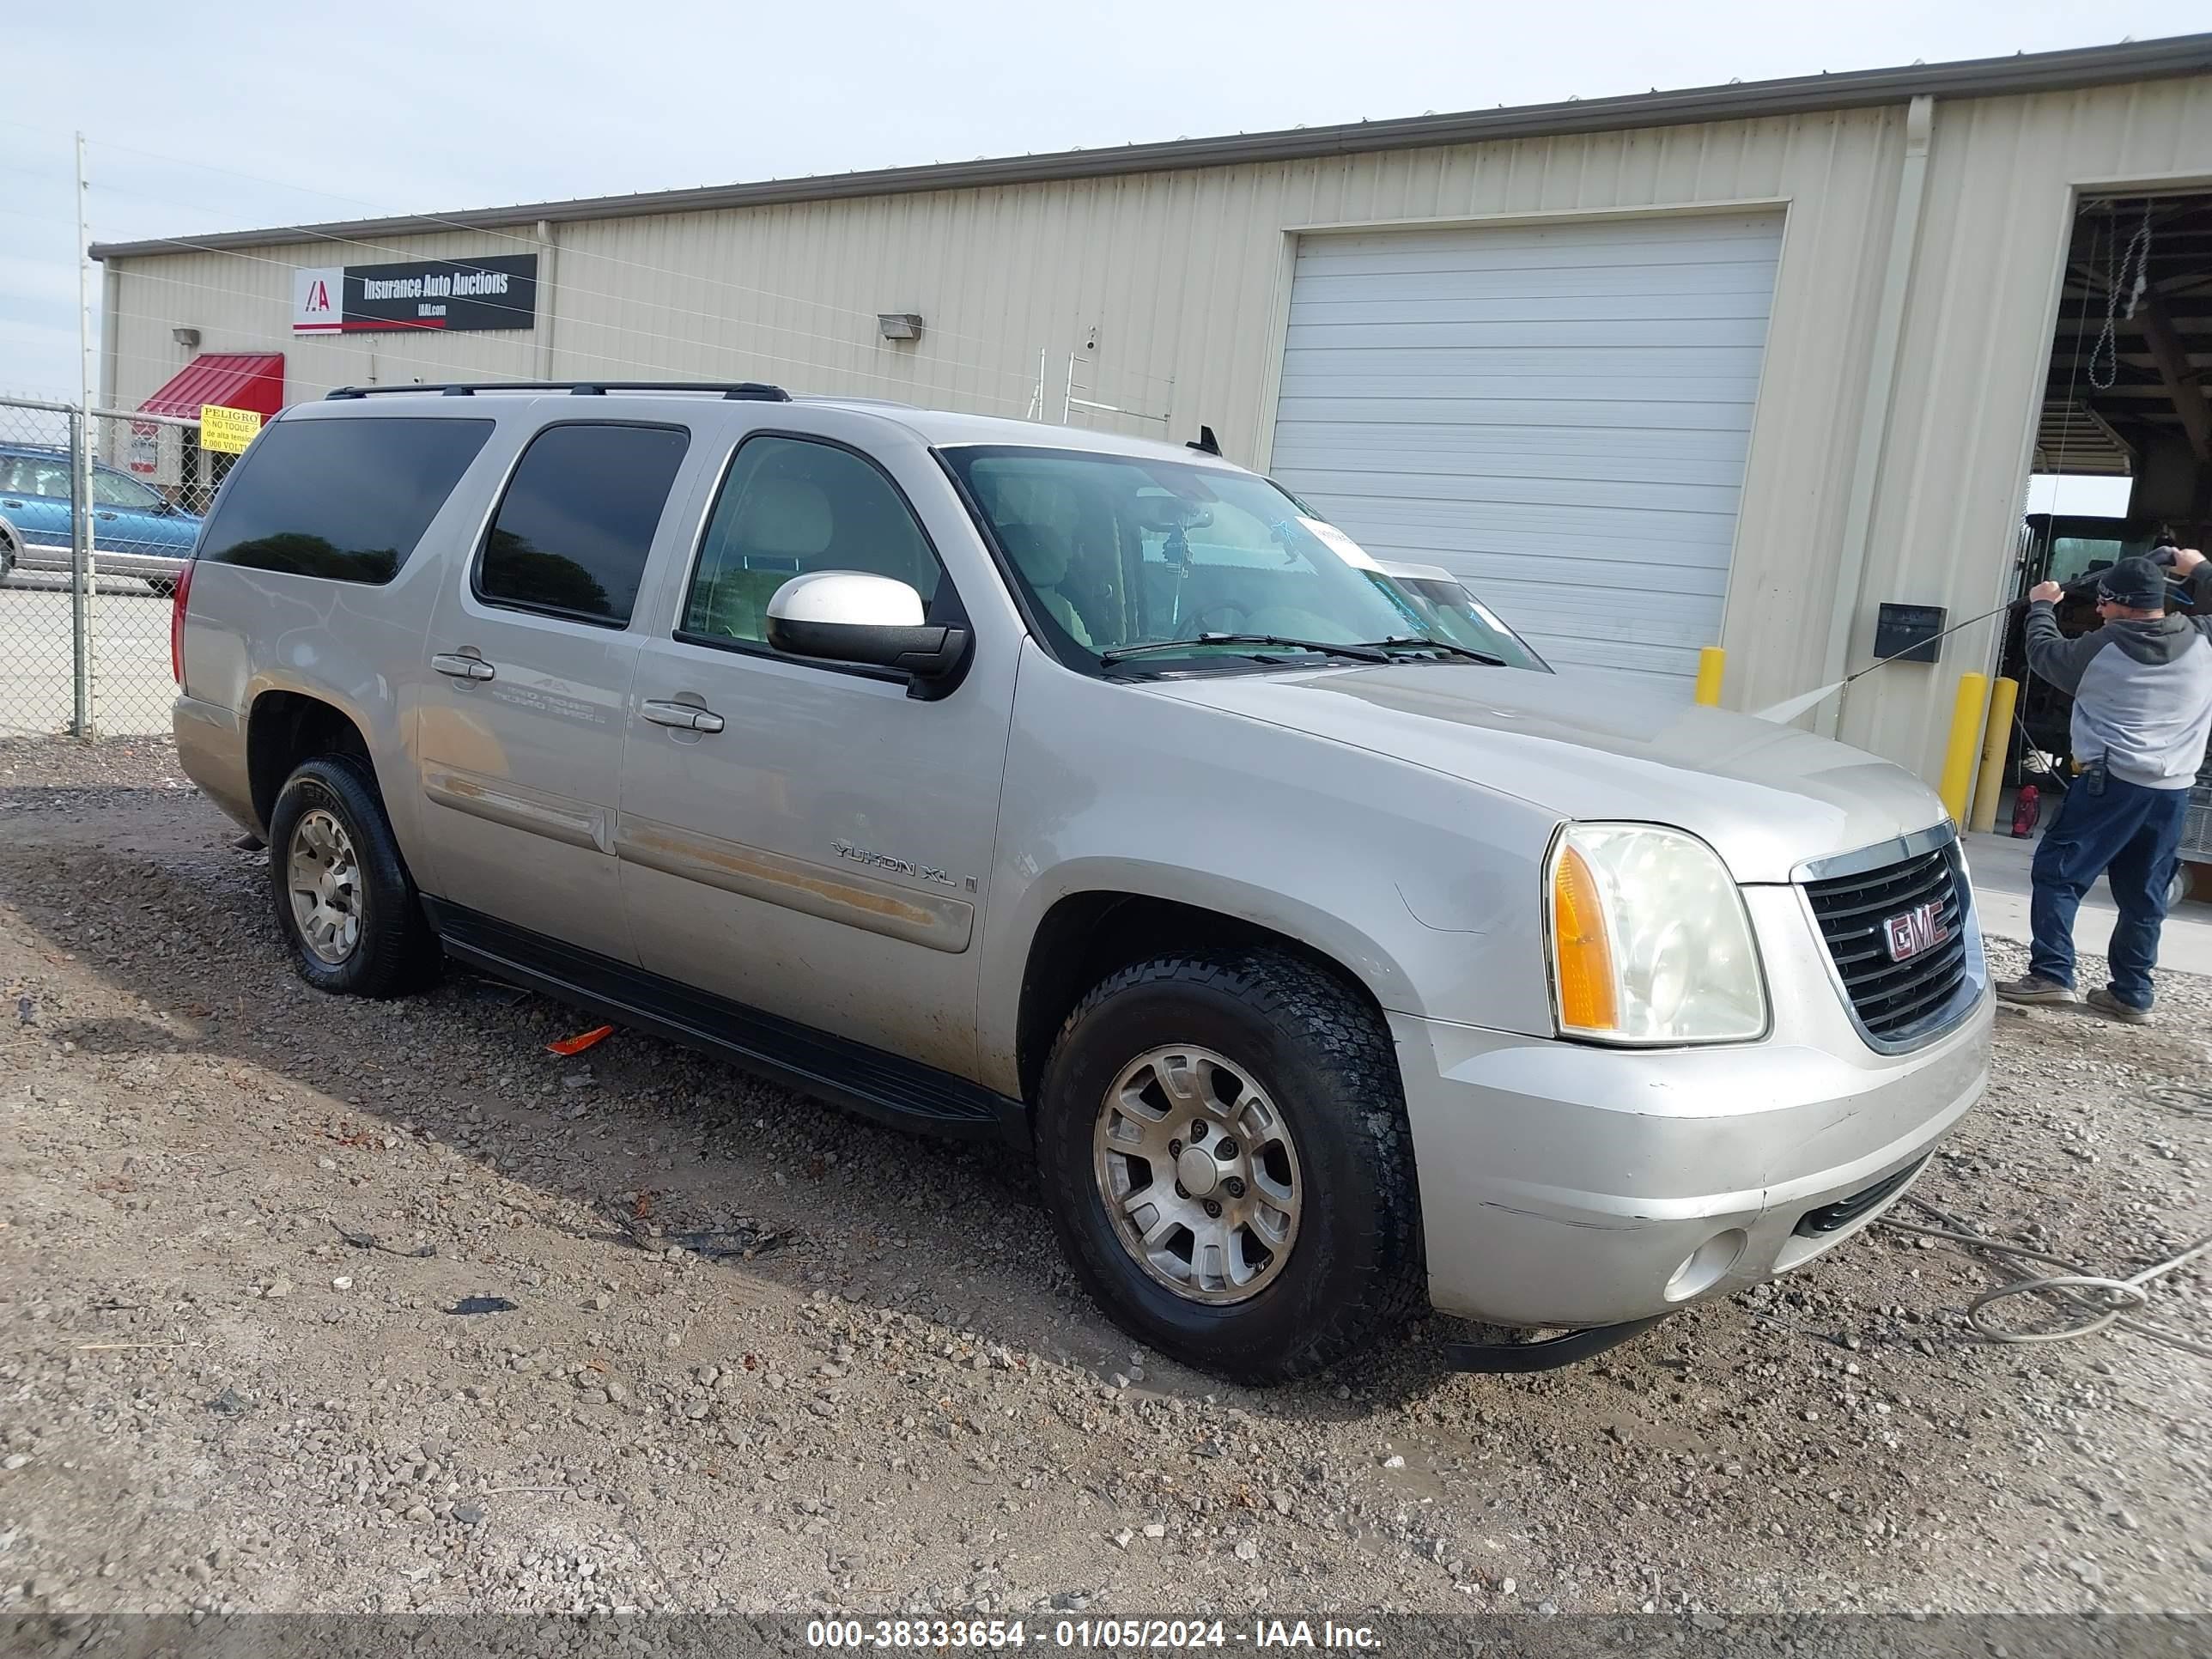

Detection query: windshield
xmin=943 ymin=446 xmax=1435 ymax=669
xmin=1372 ymin=574 xmax=1549 ymax=672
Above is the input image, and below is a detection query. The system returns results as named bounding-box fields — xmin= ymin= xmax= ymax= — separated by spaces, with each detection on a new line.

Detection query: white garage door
xmin=1268 ymin=213 xmax=1783 ymax=694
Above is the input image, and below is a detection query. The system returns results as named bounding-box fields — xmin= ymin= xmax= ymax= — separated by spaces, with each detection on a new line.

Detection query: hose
xmin=1875 ymin=1195 xmax=2212 ymax=1360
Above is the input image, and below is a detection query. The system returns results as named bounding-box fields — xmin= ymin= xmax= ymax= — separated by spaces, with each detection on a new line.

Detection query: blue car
xmin=0 ymin=442 xmax=203 ymax=594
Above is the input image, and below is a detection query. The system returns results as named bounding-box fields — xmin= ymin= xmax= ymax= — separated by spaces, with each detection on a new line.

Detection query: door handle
xmin=97 ymin=510 xmax=118 ymax=521
xmin=2 ymin=500 xmax=21 ymax=509
xmin=431 ymin=653 xmax=496 ymax=681
xmin=641 ymin=699 xmax=724 ymax=734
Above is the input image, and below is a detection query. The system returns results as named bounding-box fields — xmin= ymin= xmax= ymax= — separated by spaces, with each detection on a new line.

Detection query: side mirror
xmin=765 ymin=571 xmax=967 ymax=679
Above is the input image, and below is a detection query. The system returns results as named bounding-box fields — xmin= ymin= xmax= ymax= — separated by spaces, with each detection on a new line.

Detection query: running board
xmin=422 ymin=899 xmax=1024 ymax=1145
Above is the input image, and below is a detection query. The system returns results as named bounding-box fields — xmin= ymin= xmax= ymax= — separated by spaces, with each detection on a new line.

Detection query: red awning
xmin=138 ymin=353 xmax=284 ymax=421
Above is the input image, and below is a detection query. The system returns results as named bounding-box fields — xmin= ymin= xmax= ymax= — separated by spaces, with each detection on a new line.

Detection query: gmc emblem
xmin=1883 ymin=900 xmax=1950 ymax=963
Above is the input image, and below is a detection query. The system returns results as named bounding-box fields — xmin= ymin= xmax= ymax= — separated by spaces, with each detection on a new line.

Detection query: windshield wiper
xmin=1356 ymin=635 xmax=1508 ymax=666
xmin=1098 ymin=633 xmax=1391 ymax=666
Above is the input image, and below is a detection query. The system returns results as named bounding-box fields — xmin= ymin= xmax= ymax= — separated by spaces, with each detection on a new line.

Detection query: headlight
xmin=1546 ymin=823 xmax=1767 ymax=1044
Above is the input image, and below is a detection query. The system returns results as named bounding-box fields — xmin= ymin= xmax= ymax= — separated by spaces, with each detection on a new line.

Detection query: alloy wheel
xmin=287 ymin=807 xmax=362 ymax=964
xmin=1091 ymin=1045 xmax=1303 ymax=1304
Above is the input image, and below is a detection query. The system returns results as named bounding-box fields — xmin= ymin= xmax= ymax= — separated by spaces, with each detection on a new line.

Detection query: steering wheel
xmin=1188 ymin=602 xmax=1248 ymax=638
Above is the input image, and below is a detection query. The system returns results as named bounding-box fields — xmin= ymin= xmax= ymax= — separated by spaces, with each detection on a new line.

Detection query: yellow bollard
xmin=1693 ymin=647 xmax=1725 ymax=708
xmin=1968 ymin=676 xmax=2018 ymax=835
xmin=1937 ymin=672 xmax=1990 ymax=826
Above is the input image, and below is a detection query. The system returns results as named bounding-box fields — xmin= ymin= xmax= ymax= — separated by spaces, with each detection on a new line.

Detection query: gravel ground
xmin=0 ymin=738 xmax=2207 ymax=1620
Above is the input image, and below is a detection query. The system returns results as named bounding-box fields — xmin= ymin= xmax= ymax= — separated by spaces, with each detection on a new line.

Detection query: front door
xmin=417 ymin=418 xmax=697 ymax=963
xmin=617 ymin=428 xmax=1011 ymax=1079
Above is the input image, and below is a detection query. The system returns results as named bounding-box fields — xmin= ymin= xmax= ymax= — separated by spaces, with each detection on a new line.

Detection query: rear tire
xmin=1035 ymin=947 xmax=1425 ymax=1382
xmin=267 ymin=756 xmax=441 ymax=997
xmin=146 ymin=578 xmax=175 ymax=598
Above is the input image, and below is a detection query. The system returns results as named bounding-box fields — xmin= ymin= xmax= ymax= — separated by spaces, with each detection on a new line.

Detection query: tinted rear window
xmin=476 ymin=423 xmax=690 ymax=627
xmin=198 ymin=417 xmax=493 ymax=583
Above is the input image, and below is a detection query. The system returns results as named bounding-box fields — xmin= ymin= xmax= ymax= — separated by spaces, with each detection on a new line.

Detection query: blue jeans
xmin=2028 ymin=768 xmax=2189 ymax=1009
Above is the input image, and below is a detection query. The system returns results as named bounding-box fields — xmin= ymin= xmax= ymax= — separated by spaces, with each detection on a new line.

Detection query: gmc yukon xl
xmin=171 ymin=383 xmax=1991 ymax=1381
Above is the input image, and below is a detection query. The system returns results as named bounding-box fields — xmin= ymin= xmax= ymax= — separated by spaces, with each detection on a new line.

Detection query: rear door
xmin=0 ymin=453 xmax=76 ymax=560
xmin=416 ymin=416 xmax=700 ymax=964
xmin=616 ymin=416 xmax=1013 ymax=1079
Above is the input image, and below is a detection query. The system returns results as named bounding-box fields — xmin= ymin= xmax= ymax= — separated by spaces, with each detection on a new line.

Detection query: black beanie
xmin=2096 ymin=556 xmax=2167 ymax=611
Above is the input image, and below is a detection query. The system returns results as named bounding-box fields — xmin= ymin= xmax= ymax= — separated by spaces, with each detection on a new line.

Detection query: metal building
xmin=91 ymin=35 xmax=2212 ymax=786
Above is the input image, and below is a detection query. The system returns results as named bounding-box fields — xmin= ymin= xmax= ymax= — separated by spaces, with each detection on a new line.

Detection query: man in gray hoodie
xmin=1997 ymin=548 xmax=2211 ymax=1021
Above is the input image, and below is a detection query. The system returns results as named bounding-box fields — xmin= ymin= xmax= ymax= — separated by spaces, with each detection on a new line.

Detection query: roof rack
xmin=324 ymin=381 xmax=790 ymax=402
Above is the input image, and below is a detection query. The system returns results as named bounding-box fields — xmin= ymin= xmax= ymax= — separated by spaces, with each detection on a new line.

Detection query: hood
xmin=1137 ymin=665 xmax=1948 ymax=884
xmin=2103 ymin=611 xmax=2212 ymax=668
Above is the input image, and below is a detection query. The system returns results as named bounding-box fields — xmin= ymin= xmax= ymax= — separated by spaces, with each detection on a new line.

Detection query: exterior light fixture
xmin=173 ymin=327 xmax=201 ymax=349
xmin=877 ymin=313 xmax=924 ymax=341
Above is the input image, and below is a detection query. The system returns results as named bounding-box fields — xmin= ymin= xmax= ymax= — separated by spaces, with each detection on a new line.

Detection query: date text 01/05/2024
xmin=804 ymin=1620 xmax=1382 ymax=1650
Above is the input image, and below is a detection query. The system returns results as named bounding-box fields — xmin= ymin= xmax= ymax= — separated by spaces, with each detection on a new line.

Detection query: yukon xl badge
xmin=831 ymin=838 xmax=970 ymax=890
xmin=1882 ymin=900 xmax=1948 ymax=963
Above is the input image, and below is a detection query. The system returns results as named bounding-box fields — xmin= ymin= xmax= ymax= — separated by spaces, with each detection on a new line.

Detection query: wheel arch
xmin=1010 ymin=877 xmax=1404 ymax=1109
xmin=246 ymin=689 xmax=378 ymax=830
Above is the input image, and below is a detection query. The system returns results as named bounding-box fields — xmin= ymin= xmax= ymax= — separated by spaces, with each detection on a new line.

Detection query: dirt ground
xmin=0 ymin=738 xmax=2207 ymax=1620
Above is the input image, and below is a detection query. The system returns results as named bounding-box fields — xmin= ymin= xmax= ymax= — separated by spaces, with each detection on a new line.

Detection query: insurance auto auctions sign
xmin=292 ymin=254 xmax=538 ymax=334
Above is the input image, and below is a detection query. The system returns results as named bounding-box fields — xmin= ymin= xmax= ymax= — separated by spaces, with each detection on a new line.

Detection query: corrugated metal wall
xmin=104 ymin=76 xmax=2212 ymax=786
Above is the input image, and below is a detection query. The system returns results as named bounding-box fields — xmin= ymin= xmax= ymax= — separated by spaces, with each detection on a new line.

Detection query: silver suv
xmin=172 ymin=383 xmax=1991 ymax=1382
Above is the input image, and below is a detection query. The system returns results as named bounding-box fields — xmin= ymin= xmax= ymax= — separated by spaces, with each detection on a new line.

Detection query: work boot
xmin=1994 ymin=974 xmax=2074 ymax=1006
xmin=2085 ymin=986 xmax=2151 ymax=1024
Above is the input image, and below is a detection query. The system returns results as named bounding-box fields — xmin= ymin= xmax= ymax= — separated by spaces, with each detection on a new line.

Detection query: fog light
xmin=1665 ymin=1229 xmax=1747 ymax=1303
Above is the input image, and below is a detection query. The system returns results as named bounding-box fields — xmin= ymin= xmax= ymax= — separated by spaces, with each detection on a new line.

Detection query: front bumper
xmin=1397 ymin=886 xmax=1992 ymax=1331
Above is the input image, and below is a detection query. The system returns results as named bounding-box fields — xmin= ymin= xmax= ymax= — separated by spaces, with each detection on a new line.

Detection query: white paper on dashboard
xmin=1296 ymin=516 xmax=1382 ymax=572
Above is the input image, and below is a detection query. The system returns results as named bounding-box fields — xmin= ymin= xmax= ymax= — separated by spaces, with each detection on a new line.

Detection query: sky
xmin=1 ymin=0 xmax=2205 ymax=463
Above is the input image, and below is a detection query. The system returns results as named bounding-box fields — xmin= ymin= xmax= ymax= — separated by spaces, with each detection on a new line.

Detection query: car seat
xmin=996 ymin=522 xmax=1092 ymax=648
xmin=695 ymin=477 xmax=834 ymax=641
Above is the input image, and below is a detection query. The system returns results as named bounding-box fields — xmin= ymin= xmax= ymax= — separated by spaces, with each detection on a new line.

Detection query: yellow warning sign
xmin=199 ymin=404 xmax=263 ymax=454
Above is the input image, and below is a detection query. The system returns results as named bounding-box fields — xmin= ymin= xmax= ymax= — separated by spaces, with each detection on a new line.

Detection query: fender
xmin=975 ymin=643 xmax=1564 ymax=1097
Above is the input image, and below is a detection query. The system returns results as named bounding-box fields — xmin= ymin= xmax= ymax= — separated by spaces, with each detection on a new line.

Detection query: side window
xmin=91 ymin=469 xmax=161 ymax=509
xmin=16 ymin=457 xmax=73 ymax=499
xmin=198 ymin=417 xmax=495 ymax=583
xmin=682 ymin=434 xmax=940 ymax=647
xmin=478 ymin=423 xmax=690 ymax=627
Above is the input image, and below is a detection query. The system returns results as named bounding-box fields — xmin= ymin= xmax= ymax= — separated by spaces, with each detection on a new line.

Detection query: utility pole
xmin=72 ymin=131 xmax=97 ymax=738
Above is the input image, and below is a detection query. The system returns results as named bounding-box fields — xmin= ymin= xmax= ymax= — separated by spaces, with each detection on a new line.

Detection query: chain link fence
xmin=0 ymin=394 xmax=214 ymax=739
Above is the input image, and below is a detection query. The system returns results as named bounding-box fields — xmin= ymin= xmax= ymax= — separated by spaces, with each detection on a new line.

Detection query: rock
xmin=1143 ymin=1523 xmax=1167 ymax=1540
xmin=455 ymin=1503 xmax=485 ymax=1526
xmin=1111 ymin=1530 xmax=1133 ymax=1551
xmin=331 ymin=1277 xmax=352 ymax=1291
xmin=1382 ymin=1455 xmax=1405 ymax=1469
xmin=264 ymin=1275 xmax=293 ymax=1299
xmin=1499 ymin=1578 xmax=1516 ymax=1595
xmin=3 ymin=1454 xmax=27 ymax=1471
xmin=1234 ymin=1539 xmax=1259 ymax=1562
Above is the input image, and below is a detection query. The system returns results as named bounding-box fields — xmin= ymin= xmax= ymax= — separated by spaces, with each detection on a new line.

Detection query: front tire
xmin=1036 ymin=948 xmax=1425 ymax=1382
xmin=267 ymin=756 xmax=440 ymax=997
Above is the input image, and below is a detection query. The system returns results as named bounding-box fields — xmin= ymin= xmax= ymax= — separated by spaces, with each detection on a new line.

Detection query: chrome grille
xmin=1804 ymin=842 xmax=1969 ymax=1046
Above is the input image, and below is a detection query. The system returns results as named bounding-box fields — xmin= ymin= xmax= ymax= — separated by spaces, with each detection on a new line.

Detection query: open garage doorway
xmin=1998 ymin=188 xmax=2212 ymax=892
